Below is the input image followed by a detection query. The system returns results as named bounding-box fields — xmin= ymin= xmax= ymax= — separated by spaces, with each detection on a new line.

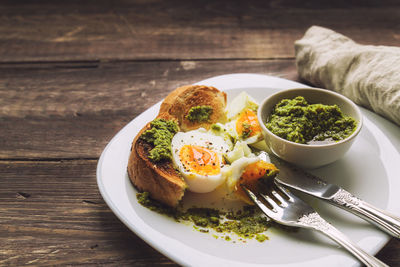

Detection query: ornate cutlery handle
xmin=331 ymin=189 xmax=400 ymax=238
xmin=300 ymin=212 xmax=388 ymax=267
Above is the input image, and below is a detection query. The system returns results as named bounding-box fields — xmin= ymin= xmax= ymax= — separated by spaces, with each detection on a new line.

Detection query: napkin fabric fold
xmin=295 ymin=26 xmax=400 ymax=126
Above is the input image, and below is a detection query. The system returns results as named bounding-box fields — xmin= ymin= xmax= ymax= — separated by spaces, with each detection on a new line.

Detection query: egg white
xmin=226 ymin=91 xmax=259 ymax=120
xmin=171 ymin=129 xmax=231 ymax=193
xmin=224 ymin=92 xmax=262 ymax=144
xmin=223 ymin=156 xmax=260 ymax=194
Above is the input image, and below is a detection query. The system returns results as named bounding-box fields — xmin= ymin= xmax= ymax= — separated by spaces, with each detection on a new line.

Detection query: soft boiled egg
xmin=170 ymin=91 xmax=278 ymax=199
xmin=223 ymin=147 xmax=278 ymax=202
xmin=171 ymin=129 xmax=231 ymax=193
xmin=225 ymin=92 xmax=263 ymax=144
xmin=234 ymin=159 xmax=279 ymax=204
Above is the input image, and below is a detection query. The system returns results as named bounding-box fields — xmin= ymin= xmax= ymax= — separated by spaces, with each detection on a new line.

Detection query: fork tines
xmin=242 ymin=181 xmax=290 ymax=204
xmin=242 ymin=182 xmax=284 ymax=213
xmin=241 ymin=181 xmax=298 ymax=221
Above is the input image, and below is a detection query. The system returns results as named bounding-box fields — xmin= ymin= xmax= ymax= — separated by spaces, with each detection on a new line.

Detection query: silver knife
xmin=261 ymin=152 xmax=400 ymax=238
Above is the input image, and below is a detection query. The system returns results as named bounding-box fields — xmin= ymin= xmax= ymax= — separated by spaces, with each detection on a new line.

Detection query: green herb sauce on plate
xmin=137 ymin=192 xmax=272 ymax=242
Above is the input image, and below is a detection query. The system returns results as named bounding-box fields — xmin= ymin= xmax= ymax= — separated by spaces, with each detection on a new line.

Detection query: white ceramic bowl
xmin=258 ymin=88 xmax=363 ymax=169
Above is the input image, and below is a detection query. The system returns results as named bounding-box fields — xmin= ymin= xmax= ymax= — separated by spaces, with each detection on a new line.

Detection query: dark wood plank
xmin=0 ymin=0 xmax=399 ymax=62
xmin=0 ymin=59 xmax=298 ymax=159
xmin=376 ymin=239 xmax=400 ymax=267
xmin=0 ymin=160 xmax=178 ymax=266
xmin=0 ymin=160 xmax=399 ymax=266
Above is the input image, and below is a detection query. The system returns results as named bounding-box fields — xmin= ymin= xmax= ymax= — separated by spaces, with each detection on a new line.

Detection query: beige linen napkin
xmin=295 ymin=26 xmax=400 ymax=126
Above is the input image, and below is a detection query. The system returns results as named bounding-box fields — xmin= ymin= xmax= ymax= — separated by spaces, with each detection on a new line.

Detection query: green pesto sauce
xmin=186 ymin=105 xmax=213 ymax=122
xmin=136 ymin=192 xmax=271 ymax=242
xmin=241 ymin=122 xmax=252 ymax=139
xmin=266 ymin=96 xmax=357 ymax=144
xmin=140 ymin=119 xmax=179 ymax=162
xmin=211 ymin=123 xmax=222 ymax=131
xmin=255 ymin=234 xmax=269 ymax=242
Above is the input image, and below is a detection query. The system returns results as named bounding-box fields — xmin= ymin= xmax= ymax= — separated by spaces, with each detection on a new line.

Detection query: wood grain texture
xmin=0 ymin=160 xmax=178 ymax=266
xmin=0 ymin=0 xmax=399 ymax=62
xmin=0 ymin=59 xmax=297 ymax=159
xmin=0 ymin=160 xmax=399 ymax=266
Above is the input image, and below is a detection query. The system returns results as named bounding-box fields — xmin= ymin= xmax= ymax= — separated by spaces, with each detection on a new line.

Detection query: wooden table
xmin=1 ymin=1 xmax=399 ymax=266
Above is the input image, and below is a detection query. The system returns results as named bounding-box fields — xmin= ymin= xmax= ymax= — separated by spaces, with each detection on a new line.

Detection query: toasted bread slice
xmin=160 ymin=85 xmax=227 ymax=131
xmin=127 ymin=113 xmax=187 ymax=207
xmin=128 ymin=85 xmax=227 ymax=207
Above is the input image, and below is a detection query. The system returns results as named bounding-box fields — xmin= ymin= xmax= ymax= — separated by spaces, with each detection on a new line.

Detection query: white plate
xmin=97 ymin=74 xmax=400 ymax=267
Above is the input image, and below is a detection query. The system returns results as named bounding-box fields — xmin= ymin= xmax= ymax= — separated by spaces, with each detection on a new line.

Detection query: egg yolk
xmin=236 ymin=109 xmax=261 ymax=138
xmin=179 ymin=145 xmax=220 ymax=176
xmin=235 ymin=161 xmax=279 ymax=204
xmin=241 ymin=161 xmax=278 ymax=181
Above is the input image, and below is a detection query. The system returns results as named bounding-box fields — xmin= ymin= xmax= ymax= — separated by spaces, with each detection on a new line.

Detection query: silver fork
xmin=242 ymin=183 xmax=388 ymax=267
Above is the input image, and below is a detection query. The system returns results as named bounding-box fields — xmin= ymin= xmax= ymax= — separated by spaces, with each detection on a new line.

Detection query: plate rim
xmin=97 ymin=73 xmax=397 ymax=266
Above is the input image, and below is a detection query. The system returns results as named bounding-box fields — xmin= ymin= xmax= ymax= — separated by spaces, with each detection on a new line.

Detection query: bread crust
xmin=127 ymin=113 xmax=187 ymax=207
xmin=128 ymin=85 xmax=227 ymax=207
xmin=160 ymin=85 xmax=227 ymax=131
